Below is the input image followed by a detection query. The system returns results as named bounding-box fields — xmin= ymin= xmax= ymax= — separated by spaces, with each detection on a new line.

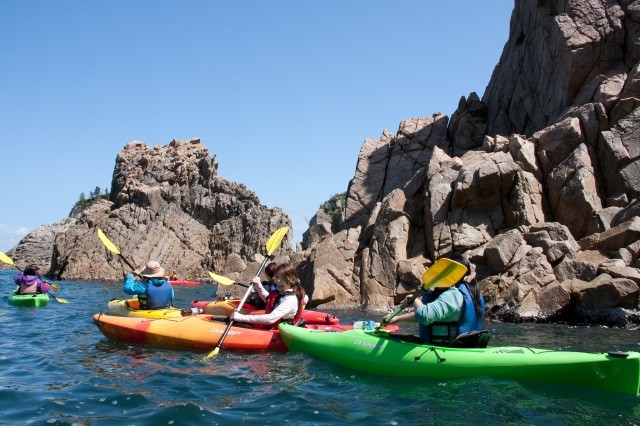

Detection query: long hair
xmin=276 ymin=263 xmax=306 ymax=311
xmin=446 ymin=255 xmax=483 ymax=317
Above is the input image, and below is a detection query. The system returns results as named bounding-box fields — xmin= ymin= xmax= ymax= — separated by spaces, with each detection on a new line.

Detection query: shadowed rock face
xmin=300 ymin=0 xmax=640 ymax=328
xmin=13 ymin=138 xmax=291 ymax=281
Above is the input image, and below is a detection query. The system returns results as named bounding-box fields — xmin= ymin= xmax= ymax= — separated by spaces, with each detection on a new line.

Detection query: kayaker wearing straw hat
xmin=123 ymin=260 xmax=175 ymax=309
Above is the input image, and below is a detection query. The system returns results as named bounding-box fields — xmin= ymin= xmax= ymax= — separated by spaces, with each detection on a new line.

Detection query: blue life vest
xmin=139 ymin=278 xmax=173 ymax=309
xmin=419 ymin=281 xmax=486 ymax=344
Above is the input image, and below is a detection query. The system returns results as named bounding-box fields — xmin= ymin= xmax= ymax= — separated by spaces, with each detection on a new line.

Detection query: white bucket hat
xmin=139 ymin=260 xmax=166 ymax=278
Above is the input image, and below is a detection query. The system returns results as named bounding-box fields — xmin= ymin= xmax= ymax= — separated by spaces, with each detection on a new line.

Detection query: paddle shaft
xmin=118 ymin=254 xmax=139 ymax=275
xmin=213 ymin=256 xmax=270 ymax=350
xmin=380 ymin=288 xmax=426 ymax=326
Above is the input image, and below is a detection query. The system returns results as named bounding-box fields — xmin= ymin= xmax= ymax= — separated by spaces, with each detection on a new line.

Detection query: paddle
xmin=205 ymin=226 xmax=289 ymax=359
xmin=97 ymin=228 xmax=138 ymax=273
xmin=0 ymin=251 xmax=69 ymax=303
xmin=378 ymin=258 xmax=468 ymax=329
xmin=208 ymin=271 xmax=249 ymax=288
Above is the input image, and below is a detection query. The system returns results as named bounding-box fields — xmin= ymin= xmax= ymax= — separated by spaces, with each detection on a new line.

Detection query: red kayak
xmin=168 ymin=280 xmax=201 ymax=286
xmin=191 ymin=299 xmax=340 ymax=325
xmin=92 ymin=313 xmax=398 ymax=352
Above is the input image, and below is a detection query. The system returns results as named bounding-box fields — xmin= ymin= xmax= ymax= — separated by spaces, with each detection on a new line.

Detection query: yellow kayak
xmin=107 ymin=299 xmax=185 ymax=318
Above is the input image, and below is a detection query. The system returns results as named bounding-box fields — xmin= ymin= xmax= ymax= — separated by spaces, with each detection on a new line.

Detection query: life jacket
xmin=264 ymin=290 xmax=281 ymax=313
xmin=420 ymin=282 xmax=485 ymax=345
xmin=252 ymin=292 xmax=304 ymax=329
xmin=139 ymin=279 xmax=172 ymax=309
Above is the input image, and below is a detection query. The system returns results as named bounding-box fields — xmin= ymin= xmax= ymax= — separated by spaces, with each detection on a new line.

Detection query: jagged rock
xmin=448 ymin=92 xmax=487 ymax=156
xmin=571 ymin=274 xmax=640 ymax=310
xmin=48 ymin=139 xmax=291 ymax=280
xmin=523 ymin=222 xmax=579 ymax=265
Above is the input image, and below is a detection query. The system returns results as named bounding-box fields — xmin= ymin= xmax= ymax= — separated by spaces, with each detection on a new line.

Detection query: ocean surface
xmin=1 ymin=269 xmax=639 ymax=425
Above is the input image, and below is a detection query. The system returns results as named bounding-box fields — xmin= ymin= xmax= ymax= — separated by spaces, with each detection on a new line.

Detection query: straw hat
xmin=139 ymin=260 xmax=166 ymax=278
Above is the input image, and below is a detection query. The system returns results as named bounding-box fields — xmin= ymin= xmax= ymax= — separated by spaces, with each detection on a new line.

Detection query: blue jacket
xmin=123 ymin=274 xmax=174 ymax=309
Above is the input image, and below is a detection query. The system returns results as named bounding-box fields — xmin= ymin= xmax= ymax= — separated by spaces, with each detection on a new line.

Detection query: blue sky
xmin=0 ymin=1 xmax=513 ymax=252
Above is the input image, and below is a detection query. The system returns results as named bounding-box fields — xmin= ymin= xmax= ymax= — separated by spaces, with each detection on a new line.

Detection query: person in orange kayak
xmin=14 ymin=264 xmax=51 ymax=294
xmin=169 ymin=270 xmax=179 ymax=281
xmin=231 ymin=263 xmax=306 ymax=326
xmin=123 ymin=260 xmax=175 ymax=309
xmin=245 ymin=261 xmax=278 ymax=310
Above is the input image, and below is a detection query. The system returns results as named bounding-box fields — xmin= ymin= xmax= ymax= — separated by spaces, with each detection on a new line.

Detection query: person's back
xmin=123 ymin=260 xmax=174 ymax=309
xmin=14 ymin=265 xmax=50 ymax=294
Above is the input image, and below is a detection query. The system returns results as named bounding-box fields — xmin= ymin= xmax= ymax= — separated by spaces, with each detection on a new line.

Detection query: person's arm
xmin=383 ymin=311 xmax=416 ymax=324
xmin=248 ymin=276 xmax=269 ymax=301
xmin=39 ymin=279 xmax=51 ymax=293
xmin=414 ymin=288 xmax=464 ymax=325
xmin=123 ymin=274 xmax=146 ymax=295
xmin=232 ymin=294 xmax=297 ymax=324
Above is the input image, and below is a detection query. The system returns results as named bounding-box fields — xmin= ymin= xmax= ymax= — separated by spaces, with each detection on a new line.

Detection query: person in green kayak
xmin=382 ymin=255 xmax=488 ymax=347
xmin=14 ymin=264 xmax=52 ymax=294
xmin=123 ymin=260 xmax=175 ymax=309
xmin=230 ymin=262 xmax=307 ymax=327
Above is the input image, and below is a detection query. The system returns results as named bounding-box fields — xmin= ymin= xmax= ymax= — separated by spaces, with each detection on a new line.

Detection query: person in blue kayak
xmin=123 ymin=260 xmax=174 ymax=309
xmin=245 ymin=261 xmax=278 ymax=310
xmin=382 ymin=255 xmax=488 ymax=347
xmin=14 ymin=264 xmax=51 ymax=294
xmin=231 ymin=262 xmax=307 ymax=327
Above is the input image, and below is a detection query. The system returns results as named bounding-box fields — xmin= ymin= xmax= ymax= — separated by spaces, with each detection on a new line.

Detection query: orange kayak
xmin=191 ymin=299 xmax=340 ymax=325
xmin=92 ymin=313 xmax=356 ymax=352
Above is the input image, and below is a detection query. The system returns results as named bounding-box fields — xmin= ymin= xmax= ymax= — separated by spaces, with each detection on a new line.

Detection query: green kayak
xmin=8 ymin=289 xmax=49 ymax=307
xmin=279 ymin=323 xmax=640 ymax=396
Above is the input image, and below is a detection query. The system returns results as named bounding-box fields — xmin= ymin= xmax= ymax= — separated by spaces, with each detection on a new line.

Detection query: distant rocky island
xmin=6 ymin=0 xmax=640 ymax=328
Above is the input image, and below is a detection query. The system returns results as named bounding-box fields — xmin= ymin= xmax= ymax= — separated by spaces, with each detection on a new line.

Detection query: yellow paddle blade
xmin=0 ymin=251 xmax=15 ymax=265
xmin=265 ymin=226 xmax=289 ymax=256
xmin=204 ymin=347 xmax=220 ymax=359
xmin=52 ymin=296 xmax=70 ymax=304
xmin=97 ymin=229 xmax=121 ymax=255
xmin=421 ymin=258 xmax=468 ymax=290
xmin=50 ymin=283 xmax=59 ymax=291
xmin=207 ymin=272 xmax=236 ymax=286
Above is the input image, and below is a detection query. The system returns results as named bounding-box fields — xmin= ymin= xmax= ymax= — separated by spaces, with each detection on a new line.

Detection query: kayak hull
xmin=8 ymin=290 xmax=49 ymax=307
xmin=168 ymin=280 xmax=200 ymax=286
xmin=107 ymin=299 xmax=185 ymax=318
xmin=191 ymin=299 xmax=340 ymax=325
xmin=92 ymin=313 xmax=354 ymax=352
xmin=278 ymin=323 xmax=640 ymax=396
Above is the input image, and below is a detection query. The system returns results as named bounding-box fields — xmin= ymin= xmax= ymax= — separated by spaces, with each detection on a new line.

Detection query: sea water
xmin=1 ymin=269 xmax=639 ymax=425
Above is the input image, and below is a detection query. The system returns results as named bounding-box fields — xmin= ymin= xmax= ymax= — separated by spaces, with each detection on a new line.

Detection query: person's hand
xmin=399 ymin=295 xmax=413 ymax=309
xmin=250 ymin=276 xmax=261 ymax=288
xmin=230 ymin=312 xmax=238 ymax=321
xmin=382 ymin=314 xmax=397 ymax=324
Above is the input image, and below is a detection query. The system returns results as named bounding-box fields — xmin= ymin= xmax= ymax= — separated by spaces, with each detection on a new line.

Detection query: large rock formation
xmin=8 ymin=0 xmax=640 ymax=329
xmin=28 ymin=138 xmax=290 ymax=280
xmin=300 ymin=0 xmax=640 ymax=328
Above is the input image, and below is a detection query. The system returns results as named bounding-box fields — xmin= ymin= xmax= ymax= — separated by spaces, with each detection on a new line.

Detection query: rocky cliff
xmin=7 ymin=138 xmax=291 ymax=281
xmin=7 ymin=0 xmax=640 ymax=328
xmin=299 ymin=0 xmax=640 ymax=328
